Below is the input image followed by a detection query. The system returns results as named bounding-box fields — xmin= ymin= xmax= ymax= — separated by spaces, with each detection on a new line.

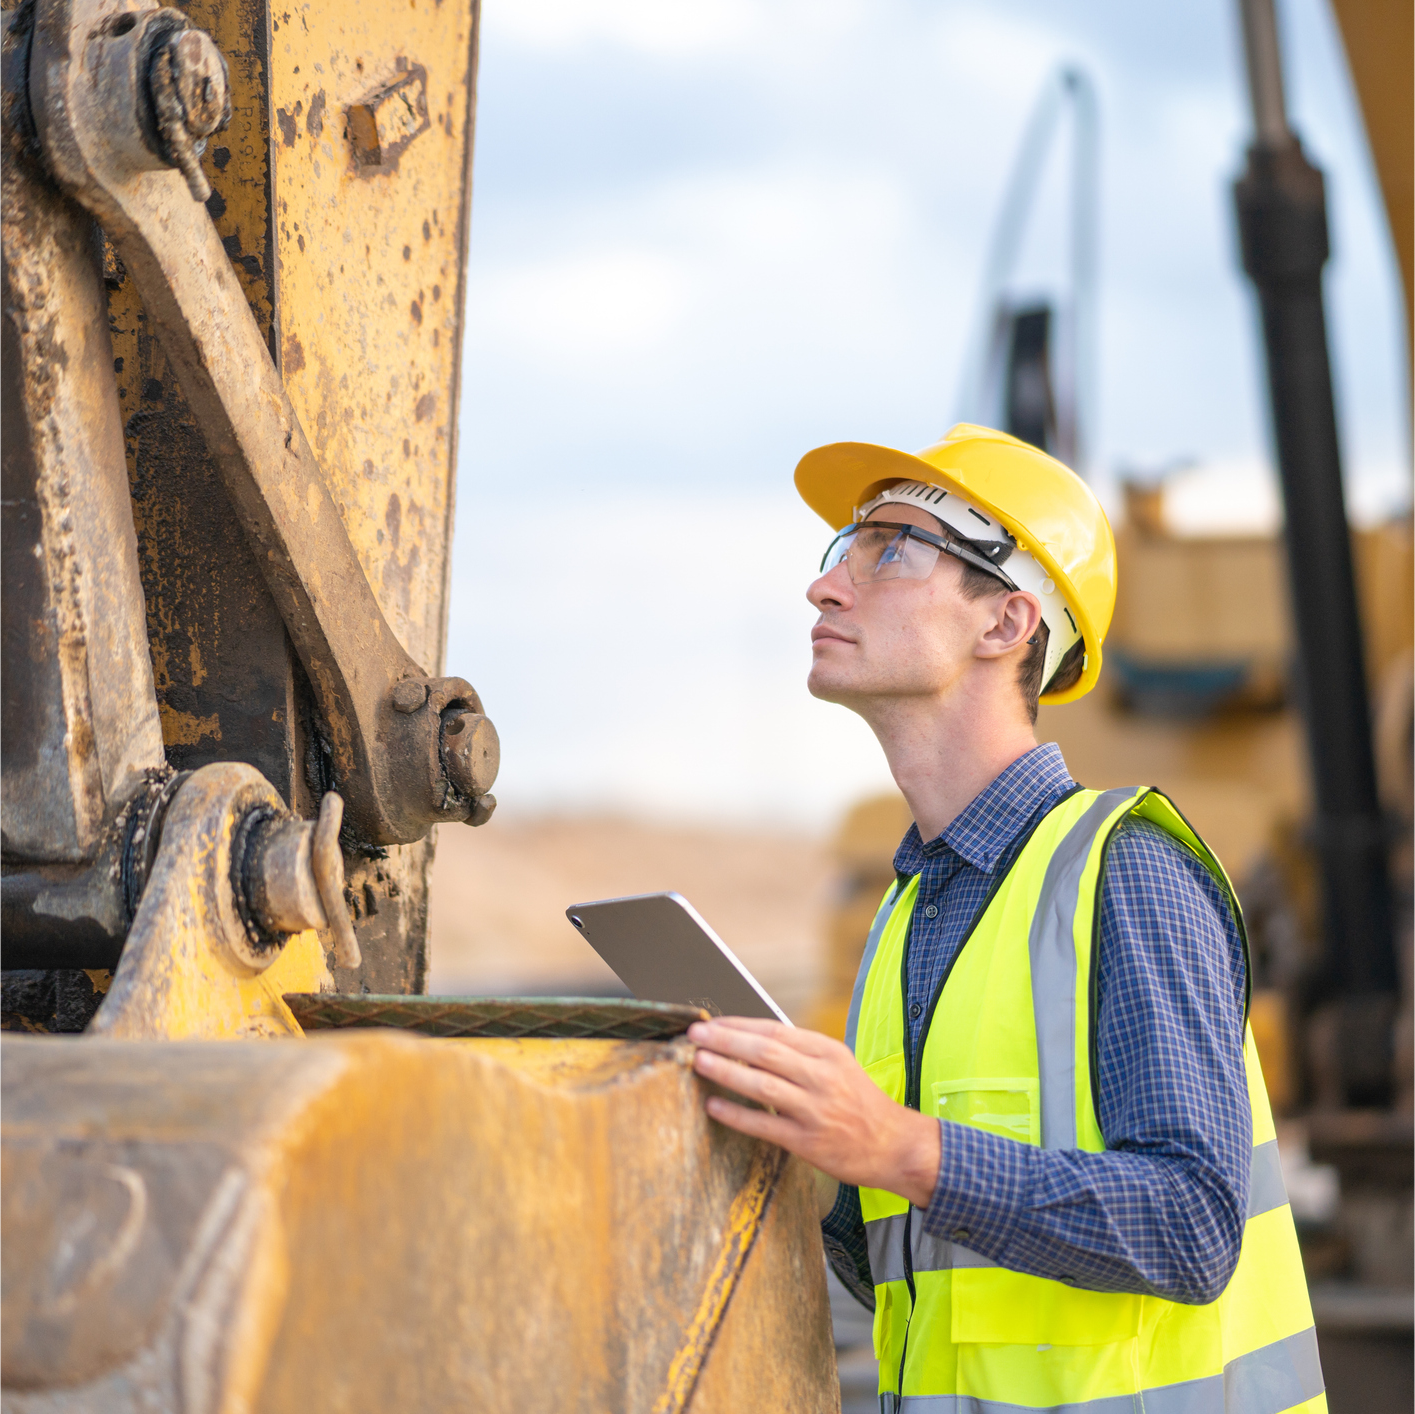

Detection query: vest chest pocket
xmin=931 ymin=1079 xmax=1040 ymax=1146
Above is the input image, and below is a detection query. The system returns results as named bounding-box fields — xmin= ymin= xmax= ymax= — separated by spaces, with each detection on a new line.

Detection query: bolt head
xmin=168 ymin=30 xmax=230 ymax=139
xmin=392 ymin=679 xmax=429 ymax=713
xmin=442 ymin=712 xmax=500 ymax=798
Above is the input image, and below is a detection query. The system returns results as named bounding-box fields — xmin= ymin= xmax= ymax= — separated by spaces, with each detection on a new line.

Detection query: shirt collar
xmin=891 ymin=742 xmax=1075 ymax=876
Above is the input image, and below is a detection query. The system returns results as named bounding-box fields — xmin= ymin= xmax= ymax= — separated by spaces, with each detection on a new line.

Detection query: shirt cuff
xmin=819 ymin=1181 xmax=875 ymax=1309
xmin=919 ymin=1118 xmax=1033 ymax=1262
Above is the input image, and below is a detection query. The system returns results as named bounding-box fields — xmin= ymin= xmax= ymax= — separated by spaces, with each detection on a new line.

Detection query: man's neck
xmin=861 ymin=685 xmax=1039 ymax=843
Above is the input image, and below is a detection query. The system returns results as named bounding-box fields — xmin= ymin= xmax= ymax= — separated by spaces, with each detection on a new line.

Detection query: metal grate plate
xmin=284 ymin=994 xmax=709 ymax=1041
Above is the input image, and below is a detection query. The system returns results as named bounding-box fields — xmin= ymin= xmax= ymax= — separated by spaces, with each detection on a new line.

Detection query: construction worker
xmin=687 ymin=425 xmax=1323 ymax=1413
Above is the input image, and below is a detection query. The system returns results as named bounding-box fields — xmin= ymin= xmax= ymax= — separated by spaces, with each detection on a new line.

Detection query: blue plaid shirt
xmin=822 ymin=743 xmax=1251 ymax=1308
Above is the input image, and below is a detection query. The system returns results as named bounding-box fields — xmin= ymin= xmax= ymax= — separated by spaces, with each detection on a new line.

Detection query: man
xmin=687 ymin=425 xmax=1323 ymax=1413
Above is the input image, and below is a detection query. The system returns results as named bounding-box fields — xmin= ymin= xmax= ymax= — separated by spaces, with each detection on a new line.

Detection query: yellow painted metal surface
xmin=1108 ymin=526 xmax=1290 ymax=691
xmin=1 ymin=1032 xmax=839 ymax=1412
xmin=270 ymin=1 xmax=478 ymax=671
xmin=109 ymin=0 xmax=476 ymax=674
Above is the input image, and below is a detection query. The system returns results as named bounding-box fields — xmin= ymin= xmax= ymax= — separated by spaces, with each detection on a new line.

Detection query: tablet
xmin=565 ymin=892 xmax=790 ymax=1024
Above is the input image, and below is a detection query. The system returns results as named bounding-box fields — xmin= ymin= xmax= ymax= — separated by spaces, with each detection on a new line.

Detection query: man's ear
xmin=976 ymin=591 xmax=1042 ymax=659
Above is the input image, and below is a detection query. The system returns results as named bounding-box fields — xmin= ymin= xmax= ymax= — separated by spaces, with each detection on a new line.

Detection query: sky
xmin=445 ymin=0 xmax=1409 ymax=829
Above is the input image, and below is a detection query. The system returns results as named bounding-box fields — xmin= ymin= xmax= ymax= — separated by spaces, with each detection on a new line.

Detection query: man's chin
xmin=806 ymin=666 xmax=862 ymax=706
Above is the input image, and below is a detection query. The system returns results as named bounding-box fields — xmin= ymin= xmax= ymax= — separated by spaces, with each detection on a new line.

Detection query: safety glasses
xmin=819 ymin=520 xmax=1020 ymax=590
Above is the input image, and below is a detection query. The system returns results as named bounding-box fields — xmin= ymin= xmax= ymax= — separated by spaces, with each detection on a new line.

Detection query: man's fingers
xmin=711 ymin=1033 xmax=816 ymax=1088
xmin=695 ymin=1016 xmax=784 ymax=1035
xmin=694 ymin=1050 xmax=805 ymax=1115
xmin=687 ymin=1021 xmax=839 ymax=1085
xmin=690 ymin=1017 xmax=842 ymax=1061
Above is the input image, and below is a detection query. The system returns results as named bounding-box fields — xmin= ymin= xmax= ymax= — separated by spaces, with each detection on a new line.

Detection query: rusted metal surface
xmin=1 ymin=768 xmax=184 ymax=969
xmin=0 ymin=1032 xmax=841 ymax=1411
xmin=240 ymin=815 xmax=328 ymax=937
xmin=288 ymin=994 xmax=711 ymax=1040
xmin=105 ymin=0 xmax=303 ymax=806
xmin=88 ymin=761 xmax=333 ymax=1040
xmin=0 ymin=967 xmax=110 ymax=1033
xmin=0 ymin=3 xmax=165 ymax=867
xmin=233 ymin=789 xmax=359 ymax=970
xmin=441 ymin=708 xmax=499 ymax=798
xmin=147 ymin=24 xmax=230 ymax=202
xmin=346 ymin=64 xmax=429 ymax=172
xmin=268 ymin=5 xmax=477 ymax=680
xmin=29 ymin=0 xmax=495 ymax=857
xmin=15 ymin=0 xmax=489 ymax=987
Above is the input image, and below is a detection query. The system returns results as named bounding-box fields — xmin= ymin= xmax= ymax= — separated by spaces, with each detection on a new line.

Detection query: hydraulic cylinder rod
xmin=1232 ymin=0 xmax=1396 ymax=1002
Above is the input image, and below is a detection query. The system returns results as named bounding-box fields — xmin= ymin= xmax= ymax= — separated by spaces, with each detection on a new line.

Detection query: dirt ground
xmin=426 ymin=814 xmax=836 ymax=1021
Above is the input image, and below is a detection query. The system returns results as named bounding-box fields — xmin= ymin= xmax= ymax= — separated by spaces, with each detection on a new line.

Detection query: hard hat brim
xmin=794 ymin=439 xmax=1109 ymax=705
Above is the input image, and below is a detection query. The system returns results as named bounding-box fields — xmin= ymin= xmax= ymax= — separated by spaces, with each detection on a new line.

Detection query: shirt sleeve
xmin=821 ymin=1181 xmax=877 ymax=1309
xmin=917 ymin=815 xmax=1252 ymax=1304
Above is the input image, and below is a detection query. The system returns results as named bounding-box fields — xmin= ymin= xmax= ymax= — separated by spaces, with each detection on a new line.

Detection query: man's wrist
xmin=917 ymin=1120 xmax=1033 ymax=1254
xmin=887 ymin=1108 xmax=942 ymax=1209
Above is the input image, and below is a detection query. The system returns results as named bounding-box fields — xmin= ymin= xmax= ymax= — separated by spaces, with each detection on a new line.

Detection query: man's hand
xmin=688 ymin=1016 xmax=941 ymax=1209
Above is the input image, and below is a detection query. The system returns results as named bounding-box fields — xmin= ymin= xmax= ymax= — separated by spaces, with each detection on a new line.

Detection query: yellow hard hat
xmin=794 ymin=423 xmax=1116 ymax=704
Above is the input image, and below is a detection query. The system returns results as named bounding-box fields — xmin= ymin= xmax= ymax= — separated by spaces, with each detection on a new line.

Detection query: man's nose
xmin=807 ymin=562 xmax=854 ymax=611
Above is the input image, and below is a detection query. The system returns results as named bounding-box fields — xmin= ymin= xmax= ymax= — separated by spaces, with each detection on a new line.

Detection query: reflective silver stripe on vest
xmin=1028 ymin=788 xmax=1140 ymax=1151
xmin=867 ymin=1140 xmax=1287 ymax=1288
xmin=865 ymin=1212 xmax=998 ymax=1285
xmin=878 ymin=1325 xmax=1323 ymax=1414
xmin=846 ymin=879 xmax=906 ymax=1054
xmin=1248 ymin=1138 xmax=1289 ymax=1219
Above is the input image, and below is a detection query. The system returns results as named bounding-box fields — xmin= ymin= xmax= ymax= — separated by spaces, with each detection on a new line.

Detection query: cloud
xmin=487 ymin=0 xmax=764 ymax=57
xmin=474 ymin=248 xmax=690 ymax=363
xmin=447 ymin=486 xmax=895 ymax=826
xmin=462 ymin=161 xmax=942 ymax=468
xmin=452 ymin=0 xmax=1410 ymax=823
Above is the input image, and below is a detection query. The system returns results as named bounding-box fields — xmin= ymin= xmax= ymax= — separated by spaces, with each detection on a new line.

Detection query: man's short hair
xmin=955 ymin=560 xmax=1086 ymax=723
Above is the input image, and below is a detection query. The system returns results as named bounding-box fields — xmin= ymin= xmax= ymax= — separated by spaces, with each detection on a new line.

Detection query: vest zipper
xmin=892 ymin=910 xmax=953 ymax=1399
xmin=896 ymin=1206 xmax=916 ymax=1399
xmin=896 ymin=910 xmax=921 ymax=1400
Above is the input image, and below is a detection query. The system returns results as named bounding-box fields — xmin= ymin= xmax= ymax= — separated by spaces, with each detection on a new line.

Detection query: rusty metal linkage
xmin=2 ymin=2 xmax=170 ymax=869
xmin=146 ymin=23 xmax=229 ymax=202
xmin=26 ymin=0 xmax=497 ymax=847
xmin=89 ymin=762 xmax=337 ymax=1038
xmin=1 ymin=771 xmax=187 ymax=970
xmin=232 ymin=792 xmax=361 ymax=970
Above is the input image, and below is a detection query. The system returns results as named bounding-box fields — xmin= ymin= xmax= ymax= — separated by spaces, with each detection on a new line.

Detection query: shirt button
xmin=953 ymin=1227 xmax=971 ymax=1241
xmin=922 ymin=903 xmax=939 ymax=919
xmin=908 ymin=1002 xmax=923 ymax=1019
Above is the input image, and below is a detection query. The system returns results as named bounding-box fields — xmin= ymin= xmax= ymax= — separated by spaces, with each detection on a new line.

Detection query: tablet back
xmin=565 ymin=892 xmax=788 ymax=1023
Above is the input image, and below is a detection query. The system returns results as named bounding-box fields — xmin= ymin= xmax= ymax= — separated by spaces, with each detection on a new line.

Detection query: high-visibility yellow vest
xmin=847 ymin=785 xmax=1325 ymax=1414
